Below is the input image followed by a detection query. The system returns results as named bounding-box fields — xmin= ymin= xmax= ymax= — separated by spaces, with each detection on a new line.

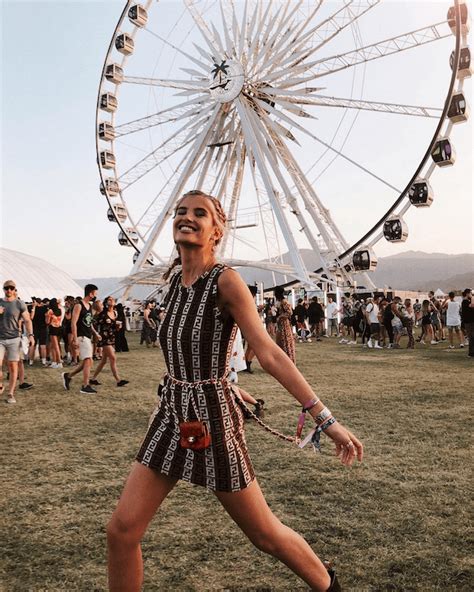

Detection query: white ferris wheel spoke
xmin=114 ymin=98 xmax=209 ymax=138
xmin=250 ymin=1 xmax=379 ymax=82
xmin=245 ymin=101 xmax=333 ymax=262
xmin=305 ymin=21 xmax=451 ymax=82
xmin=118 ymin=105 xmax=215 ymax=190
xmin=252 ymin=101 xmax=347 ymax=256
xmin=236 ymin=97 xmax=312 ymax=284
xmin=184 ymin=0 xmax=226 ymax=60
xmin=123 ymin=75 xmax=208 ymax=92
xmin=254 ymin=97 xmax=401 ymax=194
xmin=130 ymin=103 xmax=223 ymax=272
xmin=262 ymin=89 xmax=443 ymax=118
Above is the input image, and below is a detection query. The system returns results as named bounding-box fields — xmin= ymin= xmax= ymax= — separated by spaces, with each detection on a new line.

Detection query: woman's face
xmin=107 ymin=297 xmax=116 ymax=308
xmin=173 ymin=195 xmax=218 ymax=250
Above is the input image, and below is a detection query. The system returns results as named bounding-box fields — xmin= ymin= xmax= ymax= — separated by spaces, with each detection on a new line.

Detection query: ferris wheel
xmin=96 ymin=0 xmax=471 ymax=292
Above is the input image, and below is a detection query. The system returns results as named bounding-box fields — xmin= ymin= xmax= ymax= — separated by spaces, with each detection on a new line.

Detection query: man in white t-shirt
xmin=442 ymin=292 xmax=463 ymax=349
xmin=325 ymin=297 xmax=339 ymax=337
xmin=365 ymin=296 xmax=382 ymax=349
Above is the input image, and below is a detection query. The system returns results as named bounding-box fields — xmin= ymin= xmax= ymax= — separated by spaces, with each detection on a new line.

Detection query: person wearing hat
xmin=0 ymin=280 xmax=34 ymax=403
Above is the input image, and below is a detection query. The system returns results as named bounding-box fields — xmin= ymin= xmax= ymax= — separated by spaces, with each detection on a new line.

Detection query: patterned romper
xmin=136 ymin=264 xmax=255 ymax=492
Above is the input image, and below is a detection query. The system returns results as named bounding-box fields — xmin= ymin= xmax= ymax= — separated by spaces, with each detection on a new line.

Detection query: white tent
xmin=0 ymin=247 xmax=82 ymax=302
xmin=434 ymin=288 xmax=446 ymax=298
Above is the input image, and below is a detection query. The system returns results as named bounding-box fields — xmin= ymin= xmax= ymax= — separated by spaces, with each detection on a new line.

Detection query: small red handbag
xmin=179 ymin=421 xmax=211 ymax=450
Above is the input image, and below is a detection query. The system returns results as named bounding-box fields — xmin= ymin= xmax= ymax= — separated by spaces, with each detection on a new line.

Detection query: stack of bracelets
xmin=296 ymin=398 xmax=337 ymax=451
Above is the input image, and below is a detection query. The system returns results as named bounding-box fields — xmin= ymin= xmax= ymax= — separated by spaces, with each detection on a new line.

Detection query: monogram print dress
xmin=136 ymin=264 xmax=255 ymax=492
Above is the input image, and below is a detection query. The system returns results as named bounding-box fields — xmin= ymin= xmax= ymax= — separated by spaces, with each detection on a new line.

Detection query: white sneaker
xmin=419 ymin=340 xmax=426 ymax=345
xmin=28 ymin=359 xmax=34 ymax=366
xmin=374 ymin=344 xmax=383 ymax=349
xmin=367 ymin=339 xmax=373 ymax=349
xmin=431 ymin=340 xmax=438 ymax=345
xmin=5 ymin=394 xmax=16 ymax=404
xmin=347 ymin=341 xmax=357 ymax=345
xmin=339 ymin=339 xmax=348 ymax=344
xmin=448 ymin=345 xmax=455 ymax=349
xmin=459 ymin=343 xmax=464 ymax=348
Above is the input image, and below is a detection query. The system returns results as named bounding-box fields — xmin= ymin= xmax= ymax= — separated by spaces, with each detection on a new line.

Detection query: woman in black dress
xmin=107 ymin=190 xmax=363 ymax=592
xmin=90 ymin=296 xmax=129 ymax=387
xmin=114 ymin=303 xmax=129 ymax=352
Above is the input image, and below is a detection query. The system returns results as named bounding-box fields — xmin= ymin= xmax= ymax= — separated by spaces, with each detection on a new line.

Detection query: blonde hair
xmin=163 ymin=190 xmax=227 ymax=281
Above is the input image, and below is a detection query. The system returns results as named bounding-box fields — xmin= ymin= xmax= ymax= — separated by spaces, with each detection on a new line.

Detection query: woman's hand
xmin=324 ymin=422 xmax=363 ymax=466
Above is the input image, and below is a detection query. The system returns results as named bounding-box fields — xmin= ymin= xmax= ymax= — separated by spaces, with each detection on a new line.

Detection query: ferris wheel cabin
xmin=383 ymin=217 xmax=408 ymax=243
xmin=100 ymin=93 xmax=118 ymax=113
xmin=100 ymin=178 xmax=120 ymax=196
xmin=352 ymin=248 xmax=377 ymax=272
xmin=448 ymin=93 xmax=470 ymax=123
xmin=98 ymin=122 xmax=115 ymax=141
xmin=128 ymin=5 xmax=148 ymax=28
xmin=133 ymin=251 xmax=154 ymax=265
xmin=100 ymin=150 xmax=116 ymax=169
xmin=431 ymin=138 xmax=456 ymax=167
xmin=118 ymin=229 xmax=139 ymax=247
xmin=447 ymin=2 xmax=470 ymax=36
xmin=408 ymin=179 xmax=433 ymax=207
xmin=105 ymin=63 xmax=124 ymax=84
xmin=450 ymin=47 xmax=472 ymax=78
xmin=115 ymin=33 xmax=134 ymax=56
xmin=107 ymin=204 xmax=127 ymax=223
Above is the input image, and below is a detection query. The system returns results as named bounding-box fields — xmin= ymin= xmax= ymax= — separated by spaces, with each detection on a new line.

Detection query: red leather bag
xmin=179 ymin=421 xmax=211 ymax=450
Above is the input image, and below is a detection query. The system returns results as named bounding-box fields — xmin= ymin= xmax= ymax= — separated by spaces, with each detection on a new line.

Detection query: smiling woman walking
xmin=106 ymin=190 xmax=363 ymax=592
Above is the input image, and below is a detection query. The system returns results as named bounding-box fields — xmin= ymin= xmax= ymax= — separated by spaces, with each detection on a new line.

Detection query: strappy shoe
xmin=324 ymin=561 xmax=341 ymax=591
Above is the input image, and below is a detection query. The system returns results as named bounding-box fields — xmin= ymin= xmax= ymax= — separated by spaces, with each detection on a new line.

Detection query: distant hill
xmin=76 ymin=250 xmax=474 ymax=298
xmin=371 ymin=251 xmax=474 ymax=290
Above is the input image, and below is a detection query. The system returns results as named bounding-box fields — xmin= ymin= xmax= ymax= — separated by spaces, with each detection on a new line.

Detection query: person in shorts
xmin=61 ymin=284 xmax=101 ymax=394
xmin=0 ymin=280 xmax=34 ymax=403
xmin=442 ymin=292 xmax=463 ymax=349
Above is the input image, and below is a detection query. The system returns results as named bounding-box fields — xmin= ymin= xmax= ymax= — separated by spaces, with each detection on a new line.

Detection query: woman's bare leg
xmin=107 ymin=462 xmax=178 ymax=591
xmin=93 ymin=348 xmax=108 ymax=379
xmin=215 ymin=479 xmax=331 ymax=591
xmin=107 ymin=346 xmax=120 ymax=382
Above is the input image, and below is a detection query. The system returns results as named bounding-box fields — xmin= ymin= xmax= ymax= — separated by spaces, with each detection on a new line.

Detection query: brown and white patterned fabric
xmin=276 ymin=300 xmax=296 ymax=364
xmin=136 ymin=264 xmax=255 ymax=492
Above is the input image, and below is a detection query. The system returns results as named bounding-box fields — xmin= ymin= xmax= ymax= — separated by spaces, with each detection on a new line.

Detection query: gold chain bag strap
xmin=231 ymin=385 xmax=296 ymax=444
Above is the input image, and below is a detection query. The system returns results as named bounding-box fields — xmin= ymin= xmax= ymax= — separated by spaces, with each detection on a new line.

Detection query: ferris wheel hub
xmin=208 ymin=59 xmax=244 ymax=103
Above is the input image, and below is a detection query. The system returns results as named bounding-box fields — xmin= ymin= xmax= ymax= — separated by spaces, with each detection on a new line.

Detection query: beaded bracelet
xmin=319 ymin=416 xmax=337 ymax=431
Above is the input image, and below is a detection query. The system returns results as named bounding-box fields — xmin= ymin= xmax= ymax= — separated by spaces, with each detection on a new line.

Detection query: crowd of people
xmin=1 ymin=277 xmax=473 ymax=405
xmin=0 ymin=282 xmax=130 ymax=403
xmin=260 ymin=288 xmax=474 ymax=361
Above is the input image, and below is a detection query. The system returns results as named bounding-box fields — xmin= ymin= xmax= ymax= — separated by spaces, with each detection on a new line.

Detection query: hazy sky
xmin=1 ymin=0 xmax=472 ymax=279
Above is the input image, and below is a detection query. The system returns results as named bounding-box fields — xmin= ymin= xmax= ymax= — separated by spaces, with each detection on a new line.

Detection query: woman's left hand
xmin=323 ymin=422 xmax=363 ymax=466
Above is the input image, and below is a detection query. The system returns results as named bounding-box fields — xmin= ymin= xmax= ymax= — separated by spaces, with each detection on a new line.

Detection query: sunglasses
xmin=3 ymin=286 xmax=16 ymax=291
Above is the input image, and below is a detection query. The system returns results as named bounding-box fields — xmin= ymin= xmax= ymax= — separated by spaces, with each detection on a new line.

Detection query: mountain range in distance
xmin=76 ymin=250 xmax=474 ymax=300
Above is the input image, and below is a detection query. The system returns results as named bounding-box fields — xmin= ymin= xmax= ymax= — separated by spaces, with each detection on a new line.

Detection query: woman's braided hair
xmin=163 ymin=190 xmax=227 ymax=281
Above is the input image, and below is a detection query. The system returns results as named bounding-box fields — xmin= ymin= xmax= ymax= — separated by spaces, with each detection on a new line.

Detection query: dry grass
xmin=1 ymin=333 xmax=472 ymax=591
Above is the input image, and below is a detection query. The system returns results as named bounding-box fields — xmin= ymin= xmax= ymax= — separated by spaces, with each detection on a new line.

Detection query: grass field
xmin=1 ymin=333 xmax=472 ymax=591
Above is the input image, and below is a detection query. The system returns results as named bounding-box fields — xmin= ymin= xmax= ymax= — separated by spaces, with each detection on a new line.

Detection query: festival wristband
xmin=315 ymin=407 xmax=332 ymax=424
xmin=296 ymin=398 xmax=321 ymax=440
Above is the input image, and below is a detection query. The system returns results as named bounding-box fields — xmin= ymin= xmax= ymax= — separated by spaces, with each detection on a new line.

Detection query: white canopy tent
xmin=0 ymin=248 xmax=82 ymax=302
xmin=434 ymin=288 xmax=446 ymax=298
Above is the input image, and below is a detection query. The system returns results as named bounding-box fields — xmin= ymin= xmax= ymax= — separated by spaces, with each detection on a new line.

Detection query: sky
xmin=1 ymin=0 xmax=473 ymax=279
